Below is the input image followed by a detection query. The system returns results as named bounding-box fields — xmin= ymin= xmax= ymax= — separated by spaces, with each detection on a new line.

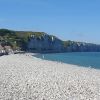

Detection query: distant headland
xmin=0 ymin=28 xmax=100 ymax=55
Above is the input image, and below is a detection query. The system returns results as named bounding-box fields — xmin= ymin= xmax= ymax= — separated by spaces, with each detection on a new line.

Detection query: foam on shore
xmin=0 ymin=54 xmax=100 ymax=100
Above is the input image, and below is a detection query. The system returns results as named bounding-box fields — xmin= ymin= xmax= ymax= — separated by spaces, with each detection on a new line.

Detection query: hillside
xmin=0 ymin=29 xmax=100 ymax=53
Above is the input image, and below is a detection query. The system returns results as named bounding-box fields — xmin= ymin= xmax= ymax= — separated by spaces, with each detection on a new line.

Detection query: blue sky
xmin=0 ymin=0 xmax=100 ymax=44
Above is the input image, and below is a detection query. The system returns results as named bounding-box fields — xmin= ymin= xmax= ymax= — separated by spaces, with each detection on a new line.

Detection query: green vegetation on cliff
xmin=0 ymin=29 xmax=100 ymax=52
xmin=0 ymin=29 xmax=48 ymax=50
xmin=0 ymin=29 xmax=27 ymax=50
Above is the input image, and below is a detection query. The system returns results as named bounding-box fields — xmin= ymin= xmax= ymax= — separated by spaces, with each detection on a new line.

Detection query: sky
xmin=0 ymin=0 xmax=100 ymax=44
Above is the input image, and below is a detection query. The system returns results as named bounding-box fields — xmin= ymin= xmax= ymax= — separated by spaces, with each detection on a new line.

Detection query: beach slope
xmin=0 ymin=54 xmax=100 ymax=100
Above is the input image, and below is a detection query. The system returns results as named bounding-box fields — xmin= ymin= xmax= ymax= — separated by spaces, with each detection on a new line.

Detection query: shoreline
xmin=2 ymin=52 xmax=99 ymax=71
xmin=1 ymin=52 xmax=100 ymax=70
xmin=0 ymin=53 xmax=100 ymax=99
xmin=33 ymin=52 xmax=100 ymax=70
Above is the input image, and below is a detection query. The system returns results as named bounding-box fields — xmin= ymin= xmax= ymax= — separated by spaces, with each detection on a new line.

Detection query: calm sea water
xmin=35 ymin=52 xmax=100 ymax=69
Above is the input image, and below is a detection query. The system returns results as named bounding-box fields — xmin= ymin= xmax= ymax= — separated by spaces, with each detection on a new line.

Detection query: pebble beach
xmin=0 ymin=54 xmax=100 ymax=100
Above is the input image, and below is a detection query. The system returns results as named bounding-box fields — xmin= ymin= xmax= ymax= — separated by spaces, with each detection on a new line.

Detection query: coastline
xmin=0 ymin=53 xmax=100 ymax=99
xmin=34 ymin=52 xmax=100 ymax=70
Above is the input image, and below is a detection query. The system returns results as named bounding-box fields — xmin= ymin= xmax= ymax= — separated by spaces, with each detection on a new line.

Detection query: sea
xmin=35 ymin=52 xmax=100 ymax=69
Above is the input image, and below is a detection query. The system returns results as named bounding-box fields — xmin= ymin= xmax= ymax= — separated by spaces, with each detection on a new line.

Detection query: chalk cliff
xmin=0 ymin=29 xmax=100 ymax=53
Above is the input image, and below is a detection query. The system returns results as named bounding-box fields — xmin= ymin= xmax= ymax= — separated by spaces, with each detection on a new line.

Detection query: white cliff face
xmin=63 ymin=42 xmax=100 ymax=52
xmin=27 ymin=35 xmax=63 ymax=52
xmin=26 ymin=32 xmax=100 ymax=53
